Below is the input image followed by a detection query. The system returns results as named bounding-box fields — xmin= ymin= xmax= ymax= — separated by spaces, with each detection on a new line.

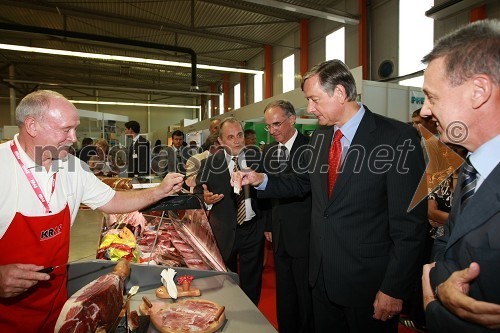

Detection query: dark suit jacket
xmin=196 ymin=149 xmax=264 ymax=261
xmin=427 ymin=162 xmax=500 ymax=332
xmin=260 ymin=131 xmax=312 ymax=257
xmin=261 ymin=107 xmax=428 ymax=307
xmin=127 ymin=135 xmax=150 ymax=177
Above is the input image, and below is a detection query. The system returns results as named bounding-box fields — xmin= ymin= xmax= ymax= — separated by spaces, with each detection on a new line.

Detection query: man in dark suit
xmin=259 ymin=100 xmax=313 ymax=333
xmin=124 ymin=120 xmax=150 ymax=177
xmin=241 ymin=59 xmax=428 ymax=332
xmin=196 ymin=117 xmax=265 ymax=305
xmin=420 ymin=19 xmax=500 ymax=332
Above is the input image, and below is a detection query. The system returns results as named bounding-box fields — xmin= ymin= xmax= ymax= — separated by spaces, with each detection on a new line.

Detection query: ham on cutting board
xmin=140 ymin=298 xmax=225 ymax=333
xmin=54 ymin=259 xmax=130 ymax=333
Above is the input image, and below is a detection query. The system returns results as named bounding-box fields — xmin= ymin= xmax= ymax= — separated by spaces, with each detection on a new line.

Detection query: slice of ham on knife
xmin=232 ymin=171 xmax=242 ymax=194
xmin=54 ymin=259 xmax=130 ymax=333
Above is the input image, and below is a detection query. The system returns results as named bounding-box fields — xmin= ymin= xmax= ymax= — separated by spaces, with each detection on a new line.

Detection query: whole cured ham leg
xmin=55 ymin=259 xmax=130 ymax=333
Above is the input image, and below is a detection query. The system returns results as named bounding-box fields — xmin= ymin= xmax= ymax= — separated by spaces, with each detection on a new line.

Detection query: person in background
xmin=420 ymin=19 xmax=500 ymax=332
xmin=170 ymin=130 xmax=185 ymax=174
xmin=77 ymin=137 xmax=96 ymax=164
xmin=88 ymin=138 xmax=120 ymax=177
xmin=239 ymin=59 xmax=427 ymax=333
xmin=260 ymin=100 xmax=314 ymax=333
xmin=195 ymin=117 xmax=265 ymax=305
xmin=184 ymin=134 xmax=220 ymax=188
xmin=209 ymin=118 xmax=221 ymax=136
xmin=202 ymin=118 xmax=222 ymax=151
xmin=0 ymin=90 xmax=184 ymax=332
xmin=400 ymin=108 xmax=441 ymax=332
xmin=244 ymin=128 xmax=257 ymax=146
xmin=124 ymin=120 xmax=150 ymax=177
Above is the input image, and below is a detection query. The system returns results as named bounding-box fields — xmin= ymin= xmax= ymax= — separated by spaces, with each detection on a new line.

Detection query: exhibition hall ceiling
xmin=0 ymin=0 xmax=357 ymax=102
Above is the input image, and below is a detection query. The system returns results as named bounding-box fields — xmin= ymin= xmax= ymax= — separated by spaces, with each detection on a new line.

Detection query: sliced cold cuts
xmin=54 ymin=259 xmax=130 ymax=333
xmin=140 ymin=299 xmax=225 ymax=333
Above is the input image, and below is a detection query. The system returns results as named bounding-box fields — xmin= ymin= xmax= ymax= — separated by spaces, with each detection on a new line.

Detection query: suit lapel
xmin=313 ymin=127 xmax=334 ymax=205
xmin=329 ymin=110 xmax=376 ymax=205
xmin=445 ymin=164 xmax=500 ymax=250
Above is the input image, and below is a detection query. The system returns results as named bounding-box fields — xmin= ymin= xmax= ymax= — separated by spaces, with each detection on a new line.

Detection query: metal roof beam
xmin=240 ymin=0 xmax=359 ymax=25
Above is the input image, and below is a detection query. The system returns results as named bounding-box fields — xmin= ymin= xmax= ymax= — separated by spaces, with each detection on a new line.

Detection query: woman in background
xmin=88 ymin=138 xmax=119 ymax=177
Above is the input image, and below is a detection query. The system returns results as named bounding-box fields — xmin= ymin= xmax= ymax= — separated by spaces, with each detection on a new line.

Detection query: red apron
xmin=0 ymin=204 xmax=70 ymax=333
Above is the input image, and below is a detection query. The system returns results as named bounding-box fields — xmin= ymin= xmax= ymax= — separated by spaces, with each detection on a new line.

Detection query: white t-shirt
xmin=0 ymin=134 xmax=115 ymax=238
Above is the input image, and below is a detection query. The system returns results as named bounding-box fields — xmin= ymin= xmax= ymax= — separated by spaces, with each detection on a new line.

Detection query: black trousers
xmin=225 ymin=217 xmax=265 ymax=305
xmin=312 ymin=265 xmax=399 ymax=333
xmin=274 ymin=242 xmax=314 ymax=333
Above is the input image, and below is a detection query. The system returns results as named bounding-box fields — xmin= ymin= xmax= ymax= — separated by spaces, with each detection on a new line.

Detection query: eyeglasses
xmin=264 ymin=116 xmax=290 ymax=132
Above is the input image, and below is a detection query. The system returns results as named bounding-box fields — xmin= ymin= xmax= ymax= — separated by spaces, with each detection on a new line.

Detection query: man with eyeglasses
xmin=239 ymin=60 xmax=427 ymax=333
xmin=260 ymin=100 xmax=314 ymax=333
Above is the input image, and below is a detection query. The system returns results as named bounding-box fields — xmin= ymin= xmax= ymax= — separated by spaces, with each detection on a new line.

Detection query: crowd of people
xmin=0 ymin=19 xmax=498 ymax=333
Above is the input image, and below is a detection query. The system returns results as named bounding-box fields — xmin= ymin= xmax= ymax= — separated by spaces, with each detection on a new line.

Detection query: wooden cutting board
xmin=140 ymin=298 xmax=225 ymax=333
xmin=155 ymin=285 xmax=201 ymax=299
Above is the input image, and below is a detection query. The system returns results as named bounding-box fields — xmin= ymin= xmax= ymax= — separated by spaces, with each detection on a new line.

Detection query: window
xmin=254 ymin=73 xmax=263 ymax=103
xmin=282 ymin=54 xmax=295 ymax=93
xmin=325 ymin=27 xmax=345 ymax=62
xmin=207 ymin=99 xmax=212 ymax=119
xmin=399 ymin=0 xmax=433 ymax=87
xmin=234 ymin=83 xmax=241 ymax=110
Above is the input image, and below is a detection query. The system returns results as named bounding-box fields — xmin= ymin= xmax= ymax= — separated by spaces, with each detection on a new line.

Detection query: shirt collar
xmin=337 ymin=103 xmax=365 ymax=144
xmin=279 ymin=129 xmax=298 ymax=152
xmin=13 ymin=134 xmax=62 ymax=173
xmin=469 ymin=134 xmax=500 ymax=181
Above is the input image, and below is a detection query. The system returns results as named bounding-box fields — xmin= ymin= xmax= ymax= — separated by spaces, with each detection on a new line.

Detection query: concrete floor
xmin=69 ymin=209 xmax=103 ymax=262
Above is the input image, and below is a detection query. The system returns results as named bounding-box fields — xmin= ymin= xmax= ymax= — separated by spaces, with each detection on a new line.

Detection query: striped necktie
xmin=232 ymin=156 xmax=246 ymax=225
xmin=460 ymin=157 xmax=477 ymax=209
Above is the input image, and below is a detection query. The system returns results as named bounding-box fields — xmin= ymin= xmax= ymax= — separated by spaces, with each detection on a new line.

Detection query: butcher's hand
xmin=372 ymin=290 xmax=402 ymax=321
xmin=264 ymin=231 xmax=272 ymax=242
xmin=158 ymin=172 xmax=184 ymax=196
xmin=0 ymin=264 xmax=50 ymax=298
xmin=238 ymin=170 xmax=265 ymax=187
xmin=422 ymin=262 xmax=437 ymax=309
xmin=202 ymin=184 xmax=224 ymax=205
xmin=437 ymin=262 xmax=500 ymax=329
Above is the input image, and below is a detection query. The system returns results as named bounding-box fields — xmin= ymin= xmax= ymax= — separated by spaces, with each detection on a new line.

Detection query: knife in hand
xmin=36 ymin=254 xmax=96 ymax=273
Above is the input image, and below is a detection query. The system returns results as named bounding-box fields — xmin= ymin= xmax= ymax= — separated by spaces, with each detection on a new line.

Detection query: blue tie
xmin=460 ymin=157 xmax=477 ymax=209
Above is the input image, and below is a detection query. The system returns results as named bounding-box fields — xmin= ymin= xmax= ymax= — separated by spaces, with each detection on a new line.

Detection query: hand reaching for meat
xmin=0 ymin=263 xmax=50 ymax=298
xmin=236 ymin=170 xmax=265 ymax=187
xmin=158 ymin=172 xmax=184 ymax=196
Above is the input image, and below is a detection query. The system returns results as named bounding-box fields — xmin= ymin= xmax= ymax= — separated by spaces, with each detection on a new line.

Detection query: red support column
xmin=264 ymin=44 xmax=273 ymax=99
xmin=470 ymin=5 xmax=486 ymax=22
xmin=300 ymin=19 xmax=309 ymax=77
xmin=358 ymin=0 xmax=368 ymax=79
xmin=223 ymin=74 xmax=229 ymax=113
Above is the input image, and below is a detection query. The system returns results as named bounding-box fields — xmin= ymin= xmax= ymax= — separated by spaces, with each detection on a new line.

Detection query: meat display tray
xmin=67 ymin=261 xmax=276 ymax=333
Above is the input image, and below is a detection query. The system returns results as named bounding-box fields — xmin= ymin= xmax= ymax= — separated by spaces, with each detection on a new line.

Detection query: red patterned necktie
xmin=328 ymin=129 xmax=343 ymax=198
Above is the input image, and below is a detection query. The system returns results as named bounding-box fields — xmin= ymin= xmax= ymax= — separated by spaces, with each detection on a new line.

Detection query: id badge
xmin=133 ymin=153 xmax=138 ymax=159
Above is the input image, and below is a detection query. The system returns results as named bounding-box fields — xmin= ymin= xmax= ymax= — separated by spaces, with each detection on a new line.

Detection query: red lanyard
xmin=10 ymin=140 xmax=57 ymax=214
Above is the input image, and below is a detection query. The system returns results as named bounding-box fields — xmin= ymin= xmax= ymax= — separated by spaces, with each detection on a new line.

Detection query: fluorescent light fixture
xmin=69 ymin=100 xmax=201 ymax=109
xmin=0 ymin=43 xmax=264 ymax=75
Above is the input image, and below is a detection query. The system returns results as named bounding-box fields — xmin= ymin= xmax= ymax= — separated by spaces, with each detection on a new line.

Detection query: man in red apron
xmin=0 ymin=90 xmax=184 ymax=332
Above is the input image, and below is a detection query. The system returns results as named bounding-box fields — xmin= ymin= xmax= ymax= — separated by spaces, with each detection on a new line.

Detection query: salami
xmin=140 ymin=299 xmax=225 ymax=333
